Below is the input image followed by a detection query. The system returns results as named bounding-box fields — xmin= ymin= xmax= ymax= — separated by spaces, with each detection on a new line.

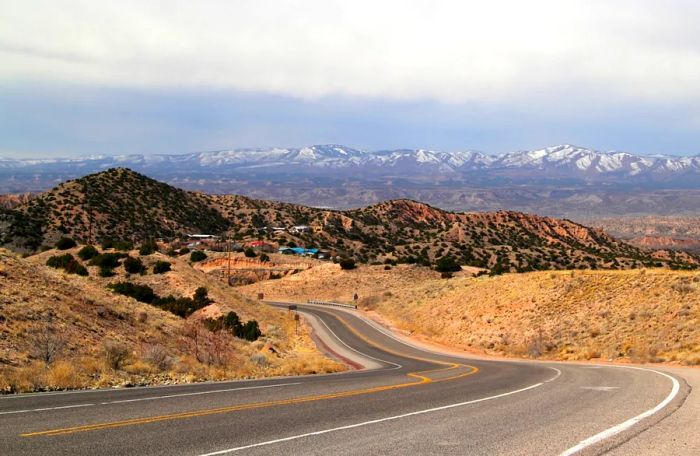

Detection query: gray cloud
xmin=2 ymin=1 xmax=700 ymax=104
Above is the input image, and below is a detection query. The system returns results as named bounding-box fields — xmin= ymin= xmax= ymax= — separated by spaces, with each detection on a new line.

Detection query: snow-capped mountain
xmin=495 ymin=145 xmax=657 ymax=175
xmin=1 ymin=144 xmax=699 ymax=190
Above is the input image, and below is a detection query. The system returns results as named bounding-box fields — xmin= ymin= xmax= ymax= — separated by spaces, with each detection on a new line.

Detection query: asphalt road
xmin=0 ymin=304 xmax=689 ymax=455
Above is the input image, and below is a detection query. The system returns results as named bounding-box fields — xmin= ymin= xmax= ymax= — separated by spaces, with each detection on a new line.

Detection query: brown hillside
xmin=239 ymin=264 xmax=700 ymax=366
xmin=0 ymin=247 xmax=342 ymax=393
xmin=1 ymin=168 xmax=697 ymax=271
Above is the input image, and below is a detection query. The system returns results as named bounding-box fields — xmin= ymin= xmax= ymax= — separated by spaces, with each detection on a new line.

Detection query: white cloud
xmin=1 ymin=0 xmax=700 ymax=103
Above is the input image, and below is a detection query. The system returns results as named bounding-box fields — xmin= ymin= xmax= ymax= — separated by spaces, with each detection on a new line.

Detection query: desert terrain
xmin=0 ymin=246 xmax=343 ymax=393
xmin=239 ymin=263 xmax=700 ymax=366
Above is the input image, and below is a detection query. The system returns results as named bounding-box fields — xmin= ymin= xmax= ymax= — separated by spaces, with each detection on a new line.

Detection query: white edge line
xmin=198 ymin=379 xmax=552 ymax=455
xmin=559 ymin=366 xmax=680 ymax=456
xmin=294 ymin=303 xmax=683 ymax=456
xmin=0 ymin=403 xmax=95 ymax=416
xmin=308 ymin=311 xmax=402 ymax=371
xmin=0 ymin=383 xmax=300 ymax=415
xmin=98 ymin=382 xmax=302 ymax=405
xmin=334 ymin=306 xmax=681 ymax=456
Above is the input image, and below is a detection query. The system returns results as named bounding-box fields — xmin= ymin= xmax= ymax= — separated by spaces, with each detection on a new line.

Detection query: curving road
xmin=0 ymin=303 xmax=689 ymax=455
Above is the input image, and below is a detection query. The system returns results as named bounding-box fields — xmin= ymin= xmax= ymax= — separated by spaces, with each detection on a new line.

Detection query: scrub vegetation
xmin=241 ymin=263 xmax=700 ymax=366
xmin=0 ymin=247 xmax=343 ymax=393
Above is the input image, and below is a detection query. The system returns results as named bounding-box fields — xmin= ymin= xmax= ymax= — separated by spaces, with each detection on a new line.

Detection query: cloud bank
xmin=2 ymin=0 xmax=700 ymax=104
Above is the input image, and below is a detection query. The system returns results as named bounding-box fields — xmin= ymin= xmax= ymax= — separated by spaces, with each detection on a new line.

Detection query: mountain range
xmin=2 ymin=145 xmax=699 ymax=217
xmin=2 ymin=144 xmax=699 ymax=184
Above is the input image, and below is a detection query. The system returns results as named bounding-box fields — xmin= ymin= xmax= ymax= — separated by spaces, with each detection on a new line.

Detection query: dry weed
xmin=46 ymin=360 xmax=84 ymax=389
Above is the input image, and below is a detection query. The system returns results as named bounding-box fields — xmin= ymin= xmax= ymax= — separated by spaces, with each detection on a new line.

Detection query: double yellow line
xmin=21 ymin=313 xmax=478 ymax=438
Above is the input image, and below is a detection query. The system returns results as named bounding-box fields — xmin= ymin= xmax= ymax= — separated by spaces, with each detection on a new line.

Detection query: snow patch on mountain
xmin=1 ymin=144 xmax=698 ymax=184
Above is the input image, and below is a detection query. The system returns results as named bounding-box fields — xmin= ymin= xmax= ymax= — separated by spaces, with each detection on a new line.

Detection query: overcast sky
xmin=2 ymin=0 xmax=700 ymax=157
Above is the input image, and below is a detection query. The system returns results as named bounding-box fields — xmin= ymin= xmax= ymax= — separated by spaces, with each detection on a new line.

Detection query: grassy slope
xmin=0 ymin=247 xmax=342 ymax=393
xmin=240 ymin=264 xmax=700 ymax=365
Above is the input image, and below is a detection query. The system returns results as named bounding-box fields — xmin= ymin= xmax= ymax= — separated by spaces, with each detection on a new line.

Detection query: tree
xmin=123 ymin=256 xmax=145 ymax=274
xmin=244 ymin=248 xmax=257 ymax=258
xmin=240 ymin=320 xmax=261 ymax=341
xmin=223 ymin=311 xmax=242 ymax=333
xmin=30 ymin=315 xmax=67 ymax=366
xmin=435 ymin=255 xmax=461 ymax=273
xmin=77 ymin=245 xmax=98 ymax=261
xmin=193 ymin=287 xmax=213 ymax=307
xmin=88 ymin=252 xmax=125 ymax=269
xmin=139 ymin=240 xmax=158 ymax=256
xmin=46 ymin=253 xmax=88 ymax=276
xmin=101 ymin=239 xmax=133 ymax=251
xmin=339 ymin=258 xmax=356 ymax=270
xmin=108 ymin=282 xmax=156 ymax=303
xmin=153 ymin=260 xmax=171 ymax=274
xmin=55 ymin=237 xmax=76 ymax=250
xmin=190 ymin=250 xmax=207 ymax=262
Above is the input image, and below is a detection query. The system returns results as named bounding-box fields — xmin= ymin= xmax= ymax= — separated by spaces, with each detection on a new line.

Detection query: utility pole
xmin=227 ymin=233 xmax=232 ymax=285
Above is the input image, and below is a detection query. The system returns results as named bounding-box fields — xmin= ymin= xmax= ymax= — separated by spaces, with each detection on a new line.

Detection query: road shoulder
xmin=607 ymin=366 xmax=699 ymax=456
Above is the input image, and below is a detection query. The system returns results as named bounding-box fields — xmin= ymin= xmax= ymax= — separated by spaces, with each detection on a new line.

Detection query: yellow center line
xmin=333 ymin=314 xmax=466 ymax=369
xmin=21 ymin=313 xmax=478 ymax=438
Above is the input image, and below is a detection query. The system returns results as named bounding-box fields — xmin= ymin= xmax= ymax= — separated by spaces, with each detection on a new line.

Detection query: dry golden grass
xmin=0 ymin=248 xmax=343 ymax=393
xmin=241 ymin=264 xmax=700 ymax=365
xmin=240 ymin=262 xmax=443 ymax=303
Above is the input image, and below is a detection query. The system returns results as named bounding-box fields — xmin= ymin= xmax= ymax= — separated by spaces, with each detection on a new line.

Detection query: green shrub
xmin=153 ymin=261 xmax=171 ymax=274
xmin=89 ymin=252 xmax=125 ymax=268
xmin=179 ymin=247 xmax=190 ymax=255
xmin=77 ymin=245 xmax=98 ymax=261
xmin=203 ymin=311 xmax=261 ymax=341
xmin=123 ymin=256 xmax=145 ymax=274
xmin=259 ymin=253 xmax=270 ymax=262
xmin=108 ymin=282 xmax=156 ymax=303
xmin=46 ymin=253 xmax=74 ymax=269
xmin=223 ymin=311 xmax=242 ymax=331
xmin=108 ymin=283 xmax=213 ymax=318
xmin=55 ymin=237 xmax=77 ymax=250
xmin=240 ymin=320 xmax=261 ymax=341
xmin=101 ymin=239 xmax=133 ymax=251
xmin=138 ymin=240 xmax=158 ymax=256
xmin=435 ymin=256 xmax=461 ymax=273
xmin=98 ymin=266 xmax=115 ymax=277
xmin=155 ymin=287 xmax=212 ymax=318
xmin=46 ymin=253 xmax=88 ymax=276
xmin=193 ymin=287 xmax=213 ymax=307
xmin=339 ymin=258 xmax=356 ymax=270
xmin=190 ymin=250 xmax=207 ymax=262
xmin=244 ymin=248 xmax=257 ymax=258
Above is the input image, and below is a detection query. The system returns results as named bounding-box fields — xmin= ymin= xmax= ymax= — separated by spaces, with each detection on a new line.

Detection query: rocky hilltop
xmin=1 ymin=168 xmax=696 ymax=272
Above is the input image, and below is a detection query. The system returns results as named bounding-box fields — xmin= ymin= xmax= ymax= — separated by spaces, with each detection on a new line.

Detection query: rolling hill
xmin=1 ymin=168 xmax=697 ymax=272
xmin=0 ymin=246 xmax=342 ymax=393
xmin=236 ymin=263 xmax=700 ymax=366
